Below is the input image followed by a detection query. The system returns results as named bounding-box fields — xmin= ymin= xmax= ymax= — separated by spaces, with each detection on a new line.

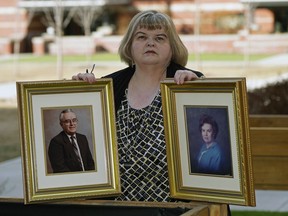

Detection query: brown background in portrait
xmin=42 ymin=106 xmax=94 ymax=174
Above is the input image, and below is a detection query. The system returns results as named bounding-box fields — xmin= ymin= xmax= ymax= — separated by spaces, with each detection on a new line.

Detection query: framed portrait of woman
xmin=186 ymin=107 xmax=233 ymax=177
xmin=160 ymin=78 xmax=255 ymax=206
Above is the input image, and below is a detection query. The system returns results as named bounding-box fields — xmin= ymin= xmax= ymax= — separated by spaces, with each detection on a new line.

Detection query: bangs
xmin=137 ymin=15 xmax=168 ymax=30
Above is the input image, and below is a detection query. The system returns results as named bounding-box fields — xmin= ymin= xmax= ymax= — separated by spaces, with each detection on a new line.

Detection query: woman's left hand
xmin=174 ymin=70 xmax=199 ymax=84
xmin=72 ymin=72 xmax=96 ymax=83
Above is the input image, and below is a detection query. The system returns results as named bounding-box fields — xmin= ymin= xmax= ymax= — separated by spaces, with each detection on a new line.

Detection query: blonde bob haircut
xmin=118 ymin=10 xmax=188 ymax=67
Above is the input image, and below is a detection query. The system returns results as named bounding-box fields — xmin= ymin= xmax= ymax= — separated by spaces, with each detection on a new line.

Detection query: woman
xmin=73 ymin=10 xmax=231 ymax=215
xmin=197 ymin=114 xmax=222 ymax=174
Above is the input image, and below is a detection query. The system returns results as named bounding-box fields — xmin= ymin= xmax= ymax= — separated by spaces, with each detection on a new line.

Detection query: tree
xmin=72 ymin=1 xmax=102 ymax=63
xmin=13 ymin=4 xmax=36 ymax=77
xmin=41 ymin=0 xmax=76 ymax=79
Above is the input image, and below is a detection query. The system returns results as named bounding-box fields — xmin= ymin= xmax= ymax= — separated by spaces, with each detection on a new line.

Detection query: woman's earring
xmin=131 ymin=60 xmax=135 ymax=69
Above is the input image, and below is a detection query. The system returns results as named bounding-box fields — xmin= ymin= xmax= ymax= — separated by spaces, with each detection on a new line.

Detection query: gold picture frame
xmin=16 ymin=79 xmax=121 ymax=204
xmin=160 ymin=78 xmax=256 ymax=206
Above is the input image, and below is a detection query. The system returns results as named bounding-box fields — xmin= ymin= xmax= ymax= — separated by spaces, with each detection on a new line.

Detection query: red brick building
xmin=0 ymin=0 xmax=28 ymax=54
xmin=0 ymin=0 xmax=287 ymax=55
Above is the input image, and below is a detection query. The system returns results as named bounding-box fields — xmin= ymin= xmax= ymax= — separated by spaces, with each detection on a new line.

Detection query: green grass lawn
xmin=231 ymin=211 xmax=288 ymax=216
xmin=5 ymin=52 xmax=273 ymax=63
xmin=0 ymin=108 xmax=20 ymax=162
xmin=188 ymin=53 xmax=273 ymax=61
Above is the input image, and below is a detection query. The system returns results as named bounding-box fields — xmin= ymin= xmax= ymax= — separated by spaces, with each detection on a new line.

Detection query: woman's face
xmin=131 ymin=27 xmax=172 ymax=67
xmin=201 ymin=123 xmax=214 ymax=145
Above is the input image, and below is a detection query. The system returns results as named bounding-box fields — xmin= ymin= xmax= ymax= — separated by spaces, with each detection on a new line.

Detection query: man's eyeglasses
xmin=61 ymin=118 xmax=78 ymax=125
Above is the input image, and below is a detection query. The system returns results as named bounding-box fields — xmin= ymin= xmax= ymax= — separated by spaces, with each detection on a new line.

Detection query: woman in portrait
xmin=197 ymin=114 xmax=223 ymax=175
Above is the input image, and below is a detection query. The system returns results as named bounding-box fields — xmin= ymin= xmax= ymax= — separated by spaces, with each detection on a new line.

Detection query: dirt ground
xmin=0 ymin=60 xmax=287 ymax=162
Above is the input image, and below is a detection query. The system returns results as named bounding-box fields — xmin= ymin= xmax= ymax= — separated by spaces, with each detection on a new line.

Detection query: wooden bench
xmin=250 ymin=115 xmax=288 ymax=190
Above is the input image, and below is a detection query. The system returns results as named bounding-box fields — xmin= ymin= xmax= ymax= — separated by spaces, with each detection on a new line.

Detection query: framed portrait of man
xmin=43 ymin=106 xmax=96 ymax=174
xmin=160 ymin=78 xmax=256 ymax=206
xmin=17 ymin=79 xmax=120 ymax=204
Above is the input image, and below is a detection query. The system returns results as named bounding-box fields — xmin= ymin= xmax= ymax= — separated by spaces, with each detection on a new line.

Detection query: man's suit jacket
xmin=48 ymin=131 xmax=95 ymax=173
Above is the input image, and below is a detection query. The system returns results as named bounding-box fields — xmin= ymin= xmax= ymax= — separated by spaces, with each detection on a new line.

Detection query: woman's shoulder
xmin=103 ymin=66 xmax=134 ymax=79
xmin=212 ymin=142 xmax=221 ymax=151
xmin=167 ymin=62 xmax=204 ymax=78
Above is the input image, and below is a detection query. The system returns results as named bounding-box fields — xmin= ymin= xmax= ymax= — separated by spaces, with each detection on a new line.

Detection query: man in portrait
xmin=48 ymin=108 xmax=95 ymax=173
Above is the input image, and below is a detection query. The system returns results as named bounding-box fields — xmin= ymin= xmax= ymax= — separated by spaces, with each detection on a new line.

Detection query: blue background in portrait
xmin=185 ymin=106 xmax=233 ymax=176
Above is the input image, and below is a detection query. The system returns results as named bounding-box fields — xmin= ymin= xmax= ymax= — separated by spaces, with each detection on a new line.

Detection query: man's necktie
xmin=70 ymin=136 xmax=84 ymax=171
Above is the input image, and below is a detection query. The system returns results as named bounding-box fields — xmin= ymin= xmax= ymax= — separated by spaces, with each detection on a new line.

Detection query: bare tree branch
xmin=63 ymin=7 xmax=77 ymax=28
xmin=73 ymin=6 xmax=102 ymax=36
xmin=41 ymin=8 xmax=56 ymax=29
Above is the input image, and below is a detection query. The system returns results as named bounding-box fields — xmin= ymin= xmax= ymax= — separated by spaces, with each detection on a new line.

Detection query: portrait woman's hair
xmin=198 ymin=114 xmax=219 ymax=139
xmin=118 ymin=10 xmax=188 ymax=67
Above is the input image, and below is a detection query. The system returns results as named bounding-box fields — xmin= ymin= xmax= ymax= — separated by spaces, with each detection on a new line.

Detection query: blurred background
xmin=0 ymin=1 xmax=288 ymax=214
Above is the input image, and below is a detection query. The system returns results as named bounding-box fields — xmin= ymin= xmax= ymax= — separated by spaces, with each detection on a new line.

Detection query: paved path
xmin=230 ymin=190 xmax=288 ymax=212
xmin=0 ymin=81 xmax=16 ymax=99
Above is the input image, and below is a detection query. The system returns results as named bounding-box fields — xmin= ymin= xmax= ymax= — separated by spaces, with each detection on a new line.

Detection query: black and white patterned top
xmin=115 ymin=89 xmax=172 ymax=202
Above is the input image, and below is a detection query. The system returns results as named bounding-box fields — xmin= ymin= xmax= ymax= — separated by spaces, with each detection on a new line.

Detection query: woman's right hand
xmin=72 ymin=72 xmax=96 ymax=84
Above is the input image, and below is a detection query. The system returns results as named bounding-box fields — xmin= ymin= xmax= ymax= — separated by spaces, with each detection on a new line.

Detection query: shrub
xmin=248 ymin=79 xmax=288 ymax=114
